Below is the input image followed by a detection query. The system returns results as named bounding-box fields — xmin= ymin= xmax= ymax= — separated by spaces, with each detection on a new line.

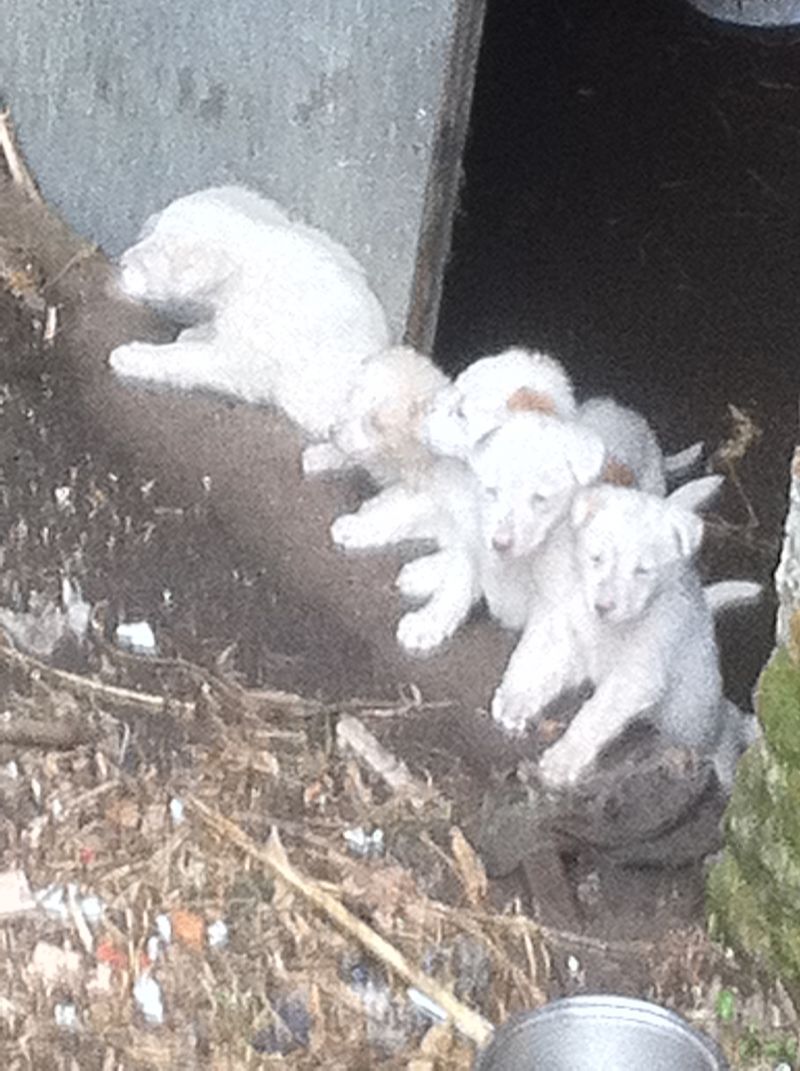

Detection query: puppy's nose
xmin=492 ymin=529 xmax=513 ymax=553
xmin=594 ymin=599 xmax=615 ymax=618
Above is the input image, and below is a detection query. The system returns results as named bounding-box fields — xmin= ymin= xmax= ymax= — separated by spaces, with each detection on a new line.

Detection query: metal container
xmin=684 ymin=0 xmax=800 ymax=27
xmin=474 ymin=996 xmax=729 ymax=1071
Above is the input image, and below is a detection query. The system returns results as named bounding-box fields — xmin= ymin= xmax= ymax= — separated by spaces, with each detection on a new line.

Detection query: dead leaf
xmin=450 ymin=827 xmax=487 ymax=908
xmin=170 ymin=908 xmax=205 ymax=951
xmin=105 ymin=796 xmax=140 ymax=830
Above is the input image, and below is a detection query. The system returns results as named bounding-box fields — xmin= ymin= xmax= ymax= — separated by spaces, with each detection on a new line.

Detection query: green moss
xmin=757 ymin=648 xmax=800 ymax=765
xmin=707 ymin=647 xmax=800 ymax=986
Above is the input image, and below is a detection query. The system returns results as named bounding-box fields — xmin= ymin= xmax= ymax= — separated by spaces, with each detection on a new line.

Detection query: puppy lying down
xmin=108 ymin=185 xmax=390 ymax=438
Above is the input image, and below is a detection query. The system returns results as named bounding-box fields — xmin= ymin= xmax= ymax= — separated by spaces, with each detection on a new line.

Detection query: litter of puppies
xmin=110 ymin=184 xmax=762 ymax=797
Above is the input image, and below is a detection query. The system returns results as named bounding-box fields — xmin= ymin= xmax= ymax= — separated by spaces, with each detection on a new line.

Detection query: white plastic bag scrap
xmin=115 ymin=620 xmax=157 ymax=655
xmin=134 ymin=971 xmax=165 ymax=1025
xmin=0 ymin=869 xmax=35 ymax=916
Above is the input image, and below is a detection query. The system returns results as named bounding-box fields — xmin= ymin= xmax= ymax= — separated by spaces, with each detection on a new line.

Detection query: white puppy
xmin=470 ymin=412 xmax=608 ymax=630
xmin=301 ymin=346 xmax=448 ymax=485
xmin=422 ymin=346 xmax=701 ymax=493
xmin=109 ymin=186 xmax=390 ymax=438
xmin=422 ymin=347 xmax=577 ymax=461
xmin=303 ymin=346 xmax=482 ymax=654
xmin=493 ymin=485 xmax=750 ymax=790
xmin=577 ymin=397 xmax=667 ymax=495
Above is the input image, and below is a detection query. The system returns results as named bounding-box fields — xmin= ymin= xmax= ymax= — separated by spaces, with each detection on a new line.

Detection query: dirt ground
xmin=1 ymin=0 xmax=800 ymax=1062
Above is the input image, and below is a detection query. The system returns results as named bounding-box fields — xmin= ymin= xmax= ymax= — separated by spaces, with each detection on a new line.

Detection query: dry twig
xmin=0 ymin=109 xmax=43 ymax=202
xmin=187 ymin=794 xmax=495 ymax=1048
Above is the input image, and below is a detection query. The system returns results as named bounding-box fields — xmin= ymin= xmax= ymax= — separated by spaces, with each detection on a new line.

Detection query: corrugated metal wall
xmin=0 ymin=0 xmax=485 ymax=344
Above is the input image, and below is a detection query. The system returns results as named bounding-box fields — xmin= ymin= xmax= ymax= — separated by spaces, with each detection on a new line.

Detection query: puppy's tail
xmin=664 ymin=440 xmax=704 ymax=476
xmin=705 ymin=579 xmax=763 ymax=615
xmin=668 ymin=474 xmax=724 ymax=514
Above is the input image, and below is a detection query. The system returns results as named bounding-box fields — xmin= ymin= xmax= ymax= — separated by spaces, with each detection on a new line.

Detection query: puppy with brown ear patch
xmin=422 ymin=347 xmax=577 ymax=461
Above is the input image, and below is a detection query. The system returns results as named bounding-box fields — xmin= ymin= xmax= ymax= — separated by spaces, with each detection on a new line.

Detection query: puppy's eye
xmin=529 ymin=492 xmax=546 ymax=506
xmin=483 ymin=486 xmax=498 ymax=500
xmin=634 ymin=565 xmax=650 ymax=576
xmin=454 ymin=402 xmax=466 ymax=420
xmin=589 ymin=554 xmax=603 ymax=566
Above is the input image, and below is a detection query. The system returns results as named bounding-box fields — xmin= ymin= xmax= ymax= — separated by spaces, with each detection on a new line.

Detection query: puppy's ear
xmin=506 ymin=387 xmax=556 ymax=415
xmin=601 ymin=457 xmax=637 ymax=488
xmin=571 ymin=489 xmax=599 ymax=528
xmin=667 ymin=474 xmax=724 ymax=514
xmin=669 ymin=508 xmax=704 ymax=559
xmin=567 ymin=434 xmax=607 ymax=487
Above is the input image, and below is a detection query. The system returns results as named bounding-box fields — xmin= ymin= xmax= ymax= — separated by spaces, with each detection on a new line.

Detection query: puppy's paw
xmin=302 ymin=442 xmax=345 ymax=477
xmin=538 ymin=737 xmax=591 ymax=788
xmin=109 ymin=341 xmax=165 ymax=382
xmin=396 ymin=553 xmax=447 ymax=601
xmin=490 ymin=688 xmax=533 ymax=737
xmin=330 ymin=512 xmax=382 ymax=550
xmin=396 ymin=605 xmax=454 ymax=655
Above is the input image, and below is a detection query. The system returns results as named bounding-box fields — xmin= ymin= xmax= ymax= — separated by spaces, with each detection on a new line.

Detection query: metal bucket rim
xmin=475 ymin=995 xmax=729 ymax=1070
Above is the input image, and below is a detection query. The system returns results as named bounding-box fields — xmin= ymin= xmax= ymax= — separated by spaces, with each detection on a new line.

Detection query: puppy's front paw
xmin=330 ymin=512 xmax=378 ymax=550
xmin=490 ymin=688 xmax=533 ymax=737
xmin=396 ymin=553 xmax=447 ymax=601
xmin=109 ymin=341 xmax=164 ymax=382
xmin=538 ymin=737 xmax=591 ymax=788
xmin=302 ymin=442 xmax=345 ymax=477
xmin=396 ymin=606 xmax=453 ymax=655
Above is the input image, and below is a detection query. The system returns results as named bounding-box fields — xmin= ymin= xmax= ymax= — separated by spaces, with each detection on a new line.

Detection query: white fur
xmin=109 ymin=185 xmax=390 ymax=438
xmin=422 ymin=348 xmax=577 ymax=461
xmin=491 ymin=485 xmax=749 ymax=790
xmin=577 ymin=397 xmax=667 ymax=495
xmin=305 ymin=346 xmax=482 ymax=654
xmin=469 ymin=412 xmax=608 ymax=630
xmin=303 ymin=346 xmax=449 ymax=485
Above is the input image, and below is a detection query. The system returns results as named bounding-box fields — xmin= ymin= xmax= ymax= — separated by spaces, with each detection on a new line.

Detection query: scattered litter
xmin=343 ymin=825 xmax=385 ymax=859
xmin=3 ymin=761 xmax=19 ymax=779
xmin=36 ymin=883 xmax=69 ymax=920
xmin=0 ymin=578 xmax=89 ymax=656
xmin=0 ymin=868 xmax=35 ymax=916
xmin=349 ymin=962 xmax=421 ymax=1054
xmin=36 ymin=883 xmax=105 ymax=930
xmin=146 ymin=935 xmax=161 ymax=964
xmin=80 ymin=895 xmax=104 ymax=924
xmin=134 ymin=971 xmax=165 ymax=1025
xmin=251 ymin=991 xmax=311 ymax=1056
xmin=28 ymin=941 xmax=82 ymax=987
xmin=155 ymin=913 xmax=172 ymax=944
xmin=53 ymin=485 xmax=71 ymax=509
xmin=567 ymin=955 xmax=581 ymax=978
xmin=50 ymin=797 xmax=64 ymax=820
xmin=207 ymin=919 xmax=228 ymax=949
xmin=170 ymin=908 xmax=204 ymax=951
xmin=407 ymin=987 xmax=448 ymax=1024
xmin=30 ymin=777 xmax=42 ymax=807
xmin=168 ymin=797 xmax=185 ymax=826
xmin=95 ymin=939 xmax=127 ymax=972
xmin=54 ymin=1001 xmax=78 ymax=1030
xmin=115 ymin=620 xmax=157 ymax=655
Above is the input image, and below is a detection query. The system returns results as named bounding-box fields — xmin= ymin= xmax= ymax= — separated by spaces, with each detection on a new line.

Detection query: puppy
xmin=304 ymin=346 xmax=483 ymax=655
xmin=493 ymin=485 xmax=751 ymax=790
xmin=109 ymin=185 xmax=390 ymax=438
xmin=302 ymin=346 xmax=448 ymax=485
xmin=469 ymin=412 xmax=608 ymax=630
xmin=422 ymin=347 xmax=577 ymax=461
xmin=577 ymin=397 xmax=667 ymax=495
